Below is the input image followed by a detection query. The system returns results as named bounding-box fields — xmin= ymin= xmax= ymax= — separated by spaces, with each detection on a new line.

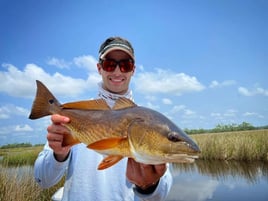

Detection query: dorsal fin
xmin=113 ymin=97 xmax=137 ymax=110
xmin=62 ymin=99 xmax=110 ymax=110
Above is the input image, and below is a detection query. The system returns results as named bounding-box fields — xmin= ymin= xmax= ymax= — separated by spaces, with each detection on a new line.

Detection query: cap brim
xmin=99 ymin=46 xmax=134 ymax=60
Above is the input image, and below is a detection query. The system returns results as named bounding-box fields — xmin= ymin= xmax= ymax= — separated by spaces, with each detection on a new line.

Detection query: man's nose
xmin=113 ymin=64 xmax=122 ymax=74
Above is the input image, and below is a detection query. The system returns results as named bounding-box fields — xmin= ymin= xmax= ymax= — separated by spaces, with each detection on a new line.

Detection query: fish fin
xmin=87 ymin=137 xmax=127 ymax=150
xmin=98 ymin=155 xmax=124 ymax=170
xmin=29 ymin=80 xmax=61 ymax=119
xmin=62 ymin=99 xmax=110 ymax=110
xmin=112 ymin=97 xmax=137 ymax=110
xmin=62 ymin=134 xmax=80 ymax=147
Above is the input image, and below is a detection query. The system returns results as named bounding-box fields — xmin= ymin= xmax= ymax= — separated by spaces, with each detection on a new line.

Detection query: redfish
xmin=29 ymin=80 xmax=200 ymax=170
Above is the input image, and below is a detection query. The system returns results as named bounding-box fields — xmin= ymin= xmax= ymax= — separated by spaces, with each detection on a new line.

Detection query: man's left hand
xmin=126 ymin=158 xmax=167 ymax=190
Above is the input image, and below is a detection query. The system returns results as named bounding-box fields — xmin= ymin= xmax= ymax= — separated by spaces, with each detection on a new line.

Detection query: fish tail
xmin=29 ymin=80 xmax=61 ymax=119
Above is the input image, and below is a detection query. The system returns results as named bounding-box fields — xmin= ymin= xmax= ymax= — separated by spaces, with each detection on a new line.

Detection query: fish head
xmin=128 ymin=122 xmax=201 ymax=164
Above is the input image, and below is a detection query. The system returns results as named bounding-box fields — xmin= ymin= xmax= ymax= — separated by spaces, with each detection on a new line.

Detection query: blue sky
xmin=0 ymin=0 xmax=267 ymax=145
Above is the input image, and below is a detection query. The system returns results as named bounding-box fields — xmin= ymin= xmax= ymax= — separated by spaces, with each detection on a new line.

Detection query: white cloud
xmin=144 ymin=95 xmax=157 ymax=102
xmin=14 ymin=124 xmax=33 ymax=132
xmin=171 ymin=105 xmax=186 ymax=114
xmin=47 ymin=57 xmax=71 ymax=69
xmin=0 ymin=114 xmax=9 ymax=119
xmin=86 ymin=72 xmax=102 ymax=87
xmin=0 ymin=105 xmax=29 ymax=119
xmin=162 ymin=98 xmax=172 ymax=105
xmin=243 ymin=112 xmax=264 ymax=118
xmin=210 ymin=112 xmax=221 ymax=117
xmin=167 ymin=176 xmax=219 ymax=201
xmin=0 ymin=107 xmax=10 ymax=119
xmin=73 ymin=55 xmax=97 ymax=72
xmin=243 ymin=112 xmax=257 ymax=116
xmin=209 ymin=80 xmax=236 ymax=88
xmin=0 ymin=62 xmax=99 ymax=98
xmin=137 ymin=64 xmax=145 ymax=72
xmin=170 ymin=105 xmax=199 ymax=120
xmin=146 ymin=102 xmax=160 ymax=110
xmin=184 ymin=109 xmax=196 ymax=116
xmin=0 ymin=124 xmax=32 ymax=134
xmin=238 ymin=86 xmax=268 ymax=96
xmin=47 ymin=55 xmax=97 ymax=71
xmin=133 ymin=69 xmax=205 ymax=95
xmin=223 ymin=109 xmax=237 ymax=117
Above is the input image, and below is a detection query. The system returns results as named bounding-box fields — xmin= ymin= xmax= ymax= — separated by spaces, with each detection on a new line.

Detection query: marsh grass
xmin=0 ymin=146 xmax=42 ymax=166
xmin=0 ymin=130 xmax=267 ymax=200
xmin=192 ymin=129 xmax=268 ymax=161
xmin=0 ymin=146 xmax=64 ymax=200
xmin=0 ymin=166 xmax=65 ymax=201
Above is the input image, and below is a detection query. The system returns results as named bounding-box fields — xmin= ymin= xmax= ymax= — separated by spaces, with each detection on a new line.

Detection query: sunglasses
xmin=100 ymin=58 xmax=134 ymax=73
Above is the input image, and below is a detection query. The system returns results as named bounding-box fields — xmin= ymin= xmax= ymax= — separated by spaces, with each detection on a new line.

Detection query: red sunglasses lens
xmin=102 ymin=60 xmax=116 ymax=72
xmin=102 ymin=59 xmax=134 ymax=72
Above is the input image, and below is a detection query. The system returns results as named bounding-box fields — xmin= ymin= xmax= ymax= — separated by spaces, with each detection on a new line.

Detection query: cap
xmin=98 ymin=37 xmax=135 ymax=61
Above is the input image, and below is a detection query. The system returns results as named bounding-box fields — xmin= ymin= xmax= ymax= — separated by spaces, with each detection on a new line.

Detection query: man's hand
xmin=47 ymin=114 xmax=72 ymax=162
xmin=126 ymin=158 xmax=167 ymax=192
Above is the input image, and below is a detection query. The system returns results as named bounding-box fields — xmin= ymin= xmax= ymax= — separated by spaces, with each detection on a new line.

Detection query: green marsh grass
xmin=0 ymin=130 xmax=267 ymax=200
xmin=0 ymin=166 xmax=65 ymax=201
xmin=192 ymin=129 xmax=268 ymax=161
xmin=0 ymin=146 xmax=65 ymax=201
xmin=0 ymin=146 xmax=42 ymax=166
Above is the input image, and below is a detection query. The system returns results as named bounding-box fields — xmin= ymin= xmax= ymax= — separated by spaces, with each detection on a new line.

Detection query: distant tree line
xmin=1 ymin=122 xmax=267 ymax=148
xmin=185 ymin=122 xmax=268 ymax=135
xmin=0 ymin=143 xmax=44 ymax=149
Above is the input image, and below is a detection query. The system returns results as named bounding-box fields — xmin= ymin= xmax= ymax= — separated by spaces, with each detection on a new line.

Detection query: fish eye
xmin=49 ymin=99 xmax=54 ymax=104
xmin=167 ymin=131 xmax=182 ymax=142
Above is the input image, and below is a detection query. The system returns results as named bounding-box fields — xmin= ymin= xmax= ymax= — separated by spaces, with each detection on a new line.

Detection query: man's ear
xmin=131 ymin=65 xmax=136 ymax=75
xmin=97 ymin=63 xmax=102 ymax=74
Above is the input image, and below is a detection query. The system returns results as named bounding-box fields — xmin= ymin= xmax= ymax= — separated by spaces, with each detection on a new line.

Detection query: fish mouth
xmin=171 ymin=141 xmax=201 ymax=155
xmin=133 ymin=152 xmax=199 ymax=165
xmin=166 ymin=131 xmax=200 ymax=153
xmin=187 ymin=141 xmax=201 ymax=153
xmin=169 ymin=153 xmax=199 ymax=163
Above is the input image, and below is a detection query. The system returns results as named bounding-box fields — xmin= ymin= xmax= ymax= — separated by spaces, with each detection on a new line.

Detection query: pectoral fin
xmin=98 ymin=155 xmax=124 ymax=170
xmin=87 ymin=137 xmax=127 ymax=150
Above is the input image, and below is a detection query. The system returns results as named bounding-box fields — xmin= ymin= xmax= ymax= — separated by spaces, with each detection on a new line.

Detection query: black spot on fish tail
xmin=28 ymin=80 xmax=61 ymax=119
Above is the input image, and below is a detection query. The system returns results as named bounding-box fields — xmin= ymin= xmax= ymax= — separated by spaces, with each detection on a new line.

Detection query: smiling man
xmin=34 ymin=36 xmax=173 ymax=201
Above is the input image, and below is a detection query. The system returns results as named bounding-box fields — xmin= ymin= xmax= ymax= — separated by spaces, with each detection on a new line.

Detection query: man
xmin=34 ymin=36 xmax=172 ymax=201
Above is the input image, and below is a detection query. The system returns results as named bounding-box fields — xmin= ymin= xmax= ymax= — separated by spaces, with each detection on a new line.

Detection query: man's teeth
xmin=111 ymin=78 xmax=123 ymax=82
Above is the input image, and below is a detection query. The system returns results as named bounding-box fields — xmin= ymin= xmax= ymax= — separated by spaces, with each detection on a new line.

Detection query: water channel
xmin=166 ymin=160 xmax=268 ymax=201
xmin=1 ymin=160 xmax=267 ymax=200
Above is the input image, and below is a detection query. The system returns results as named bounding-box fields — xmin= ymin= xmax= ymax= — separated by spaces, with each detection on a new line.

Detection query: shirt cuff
xmin=134 ymin=180 xmax=159 ymax=195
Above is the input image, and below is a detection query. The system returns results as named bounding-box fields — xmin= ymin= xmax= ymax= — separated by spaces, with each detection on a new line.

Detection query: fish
xmin=29 ymin=80 xmax=200 ymax=170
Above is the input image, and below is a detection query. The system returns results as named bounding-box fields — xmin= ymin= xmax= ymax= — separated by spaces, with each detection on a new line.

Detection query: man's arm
xmin=34 ymin=143 xmax=70 ymax=188
xmin=34 ymin=114 xmax=72 ymax=188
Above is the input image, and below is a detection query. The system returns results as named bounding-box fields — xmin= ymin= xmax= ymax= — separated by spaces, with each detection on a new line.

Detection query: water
xmin=1 ymin=161 xmax=267 ymax=200
xmin=166 ymin=160 xmax=268 ymax=201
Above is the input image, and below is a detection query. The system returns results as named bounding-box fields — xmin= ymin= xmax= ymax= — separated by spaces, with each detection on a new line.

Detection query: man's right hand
xmin=47 ymin=114 xmax=72 ymax=162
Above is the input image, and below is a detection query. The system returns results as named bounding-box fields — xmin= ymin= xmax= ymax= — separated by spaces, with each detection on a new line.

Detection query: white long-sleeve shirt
xmin=34 ymin=84 xmax=173 ymax=201
xmin=34 ymin=143 xmax=172 ymax=201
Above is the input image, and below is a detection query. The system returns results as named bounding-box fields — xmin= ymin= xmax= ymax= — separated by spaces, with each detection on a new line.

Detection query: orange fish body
xmin=29 ymin=80 xmax=200 ymax=170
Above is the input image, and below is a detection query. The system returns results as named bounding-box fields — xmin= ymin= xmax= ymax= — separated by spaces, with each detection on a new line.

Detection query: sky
xmin=0 ymin=0 xmax=267 ymax=146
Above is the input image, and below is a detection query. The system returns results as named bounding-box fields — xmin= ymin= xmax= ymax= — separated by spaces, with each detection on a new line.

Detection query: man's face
xmin=97 ymin=50 xmax=135 ymax=94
